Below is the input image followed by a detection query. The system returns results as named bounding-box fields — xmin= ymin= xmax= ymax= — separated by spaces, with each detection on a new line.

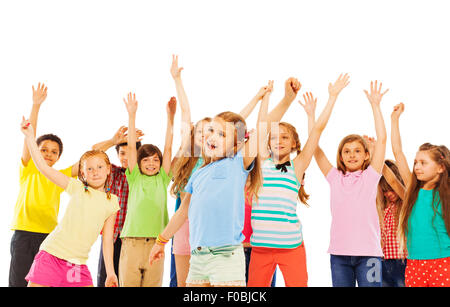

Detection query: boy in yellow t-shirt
xmin=9 ymin=83 xmax=78 ymax=287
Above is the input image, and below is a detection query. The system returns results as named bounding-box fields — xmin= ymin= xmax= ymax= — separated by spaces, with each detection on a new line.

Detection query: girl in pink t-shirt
xmin=306 ymin=81 xmax=388 ymax=287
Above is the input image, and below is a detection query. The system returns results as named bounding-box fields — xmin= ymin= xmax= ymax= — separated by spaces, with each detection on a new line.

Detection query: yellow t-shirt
xmin=11 ymin=159 xmax=74 ymax=234
xmin=40 ymin=178 xmax=120 ymax=265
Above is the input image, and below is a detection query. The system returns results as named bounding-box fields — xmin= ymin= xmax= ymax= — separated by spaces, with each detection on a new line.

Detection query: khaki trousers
xmin=119 ymin=237 xmax=164 ymax=287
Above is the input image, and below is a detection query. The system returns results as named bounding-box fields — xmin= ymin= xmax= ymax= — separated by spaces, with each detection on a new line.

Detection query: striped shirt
xmin=250 ymin=158 xmax=303 ymax=249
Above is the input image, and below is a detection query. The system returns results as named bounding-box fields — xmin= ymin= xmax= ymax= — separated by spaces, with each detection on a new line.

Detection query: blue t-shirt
xmin=185 ymin=151 xmax=253 ymax=249
xmin=407 ymin=189 xmax=450 ymax=260
xmin=175 ymin=157 xmax=204 ymax=211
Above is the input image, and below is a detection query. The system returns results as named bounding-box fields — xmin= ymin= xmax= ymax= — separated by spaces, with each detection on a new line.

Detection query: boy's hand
xmin=20 ymin=117 xmax=34 ymax=138
xmin=328 ymin=73 xmax=350 ymax=97
xmin=112 ymin=126 xmax=144 ymax=145
xmin=170 ymin=55 xmax=183 ymax=80
xmin=299 ymin=92 xmax=317 ymax=117
xmin=391 ymin=102 xmax=404 ymax=120
xmin=32 ymin=82 xmax=48 ymax=106
xmin=123 ymin=92 xmax=138 ymax=115
xmin=167 ymin=96 xmax=177 ymax=118
xmin=149 ymin=244 xmax=165 ymax=266
xmin=364 ymin=80 xmax=389 ymax=106
xmin=284 ymin=77 xmax=301 ymax=101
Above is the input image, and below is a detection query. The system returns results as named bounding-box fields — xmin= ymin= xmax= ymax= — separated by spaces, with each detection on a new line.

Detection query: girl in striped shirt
xmin=248 ymin=74 xmax=350 ymax=287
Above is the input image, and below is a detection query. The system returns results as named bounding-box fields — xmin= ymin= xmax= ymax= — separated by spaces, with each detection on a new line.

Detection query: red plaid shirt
xmin=108 ymin=164 xmax=129 ymax=242
xmin=381 ymin=202 xmax=407 ymax=259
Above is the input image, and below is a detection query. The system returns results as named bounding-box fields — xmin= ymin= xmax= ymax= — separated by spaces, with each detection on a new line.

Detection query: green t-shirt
xmin=407 ymin=189 xmax=450 ymax=260
xmin=121 ymin=165 xmax=172 ymax=238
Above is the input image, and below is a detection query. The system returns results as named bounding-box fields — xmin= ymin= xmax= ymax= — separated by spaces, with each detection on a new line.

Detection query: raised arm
xmin=364 ymin=81 xmax=388 ymax=173
xmin=255 ymin=81 xmax=274 ymax=161
xmin=266 ymin=77 xmax=301 ymax=125
xmin=390 ymin=102 xmax=411 ymax=185
xmin=123 ymin=92 xmax=138 ymax=172
xmin=162 ymin=97 xmax=177 ymax=174
xmin=21 ymin=118 xmax=70 ymax=189
xmin=239 ymin=85 xmax=268 ymax=120
xmin=92 ymin=126 xmax=144 ymax=152
xmin=171 ymin=55 xmax=192 ymax=153
xmin=22 ymin=83 xmax=48 ymax=165
xmin=295 ymin=74 xmax=350 ymax=180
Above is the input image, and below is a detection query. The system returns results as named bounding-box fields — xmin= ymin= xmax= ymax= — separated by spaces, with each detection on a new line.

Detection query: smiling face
xmin=117 ymin=145 xmax=129 ymax=169
xmin=414 ymin=150 xmax=444 ymax=185
xmin=139 ymin=153 xmax=161 ymax=176
xmin=80 ymin=155 xmax=111 ymax=190
xmin=204 ymin=117 xmax=236 ymax=160
xmin=269 ymin=125 xmax=296 ymax=161
xmin=38 ymin=140 xmax=61 ymax=167
xmin=340 ymin=140 xmax=370 ymax=172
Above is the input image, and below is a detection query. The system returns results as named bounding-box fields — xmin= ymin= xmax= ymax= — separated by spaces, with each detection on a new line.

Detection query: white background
xmin=0 ymin=0 xmax=449 ymax=287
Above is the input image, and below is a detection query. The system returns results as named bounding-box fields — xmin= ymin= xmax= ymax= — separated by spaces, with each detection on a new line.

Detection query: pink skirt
xmin=172 ymin=219 xmax=190 ymax=256
xmin=25 ymin=250 xmax=93 ymax=287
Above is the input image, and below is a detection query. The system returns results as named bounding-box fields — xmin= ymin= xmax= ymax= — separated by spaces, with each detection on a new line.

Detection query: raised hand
xmin=170 ymin=55 xmax=184 ymax=80
xmin=123 ymin=92 xmax=138 ymax=115
xmin=256 ymin=80 xmax=274 ymax=101
xmin=32 ymin=82 xmax=48 ymax=106
xmin=364 ymin=80 xmax=389 ymax=106
xmin=363 ymin=135 xmax=376 ymax=156
xmin=284 ymin=77 xmax=302 ymax=101
xmin=20 ymin=117 xmax=34 ymax=138
xmin=299 ymin=92 xmax=317 ymax=117
xmin=111 ymin=126 xmax=144 ymax=145
xmin=391 ymin=102 xmax=404 ymax=120
xmin=166 ymin=96 xmax=177 ymax=118
xmin=328 ymin=73 xmax=350 ymax=97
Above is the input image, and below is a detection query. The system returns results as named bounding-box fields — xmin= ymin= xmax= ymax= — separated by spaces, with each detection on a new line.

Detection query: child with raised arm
xmin=148 ymin=85 xmax=269 ymax=286
xmin=168 ymin=55 xmax=276 ymax=287
xmin=119 ymin=93 xmax=176 ymax=287
xmin=20 ymin=119 xmax=119 ymax=287
xmin=310 ymin=80 xmax=388 ymax=287
xmin=248 ymin=74 xmax=350 ymax=287
xmin=91 ymin=126 xmax=143 ymax=287
xmin=392 ymin=103 xmax=450 ymax=287
xmin=9 ymin=83 xmax=79 ymax=287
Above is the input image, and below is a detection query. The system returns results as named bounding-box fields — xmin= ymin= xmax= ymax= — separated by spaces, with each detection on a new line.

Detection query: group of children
xmin=10 ymin=56 xmax=450 ymax=287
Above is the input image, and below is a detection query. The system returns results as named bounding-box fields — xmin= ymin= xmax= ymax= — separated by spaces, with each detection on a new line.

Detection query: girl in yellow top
xmin=20 ymin=118 xmax=120 ymax=287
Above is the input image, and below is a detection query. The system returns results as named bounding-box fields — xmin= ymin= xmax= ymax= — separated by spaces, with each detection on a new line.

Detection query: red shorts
xmin=405 ymin=257 xmax=450 ymax=287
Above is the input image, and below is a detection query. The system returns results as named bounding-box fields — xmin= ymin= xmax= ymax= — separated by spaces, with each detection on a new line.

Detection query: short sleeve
xmin=363 ymin=165 xmax=382 ymax=185
xmin=60 ymin=165 xmax=74 ymax=178
xmin=159 ymin=167 xmax=172 ymax=188
xmin=19 ymin=159 xmax=37 ymax=183
xmin=125 ymin=164 xmax=141 ymax=184
xmin=184 ymin=171 xmax=197 ymax=195
xmin=65 ymin=178 xmax=83 ymax=196
xmin=110 ymin=195 xmax=120 ymax=214
xmin=326 ymin=167 xmax=341 ymax=184
xmin=235 ymin=150 xmax=253 ymax=173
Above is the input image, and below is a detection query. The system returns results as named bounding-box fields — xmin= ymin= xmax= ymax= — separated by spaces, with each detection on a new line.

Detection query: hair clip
xmin=84 ymin=185 xmax=89 ymax=191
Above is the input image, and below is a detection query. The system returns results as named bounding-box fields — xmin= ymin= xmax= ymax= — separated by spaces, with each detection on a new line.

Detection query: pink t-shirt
xmin=326 ymin=166 xmax=383 ymax=257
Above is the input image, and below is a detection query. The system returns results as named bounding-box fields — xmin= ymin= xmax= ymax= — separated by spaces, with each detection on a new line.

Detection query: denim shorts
xmin=186 ymin=245 xmax=246 ymax=286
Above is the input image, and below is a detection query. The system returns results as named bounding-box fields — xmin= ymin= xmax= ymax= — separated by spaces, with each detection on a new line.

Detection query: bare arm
xmin=22 ymin=83 xmax=48 ymax=165
xmin=239 ymin=85 xmax=269 ymax=120
xmin=123 ymin=93 xmax=138 ymax=172
xmin=266 ymin=77 xmax=301 ymax=126
xmin=364 ymin=81 xmax=388 ymax=173
xmin=295 ymin=74 xmax=350 ymax=181
xmin=21 ymin=118 xmax=70 ymax=189
xmin=390 ymin=103 xmax=411 ymax=185
xmin=102 ymin=212 xmax=119 ymax=287
xmin=162 ymin=97 xmax=176 ymax=174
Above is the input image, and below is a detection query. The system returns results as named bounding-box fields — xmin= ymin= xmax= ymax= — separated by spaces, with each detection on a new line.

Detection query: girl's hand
xmin=284 ymin=77 xmax=301 ymax=101
xmin=256 ymin=80 xmax=274 ymax=100
xmin=20 ymin=117 xmax=34 ymax=138
xmin=364 ymin=80 xmax=389 ymax=106
xmin=328 ymin=73 xmax=350 ymax=97
xmin=32 ymin=82 xmax=48 ymax=106
xmin=170 ymin=55 xmax=184 ymax=80
xmin=166 ymin=96 xmax=177 ymax=118
xmin=112 ymin=126 xmax=144 ymax=145
xmin=105 ymin=274 xmax=119 ymax=287
xmin=299 ymin=92 xmax=317 ymax=117
xmin=391 ymin=102 xmax=404 ymax=120
xmin=123 ymin=92 xmax=138 ymax=115
xmin=149 ymin=243 xmax=165 ymax=266
xmin=363 ymin=135 xmax=376 ymax=157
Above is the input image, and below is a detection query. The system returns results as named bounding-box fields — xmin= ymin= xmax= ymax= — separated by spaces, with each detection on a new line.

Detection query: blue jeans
xmin=244 ymin=247 xmax=276 ymax=287
xmin=382 ymin=259 xmax=406 ymax=287
xmin=330 ymin=255 xmax=382 ymax=287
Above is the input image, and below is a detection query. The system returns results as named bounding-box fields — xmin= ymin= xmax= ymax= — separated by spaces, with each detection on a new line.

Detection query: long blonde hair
xmin=268 ymin=122 xmax=310 ymax=206
xmin=77 ymin=150 xmax=112 ymax=200
xmin=202 ymin=111 xmax=262 ymax=201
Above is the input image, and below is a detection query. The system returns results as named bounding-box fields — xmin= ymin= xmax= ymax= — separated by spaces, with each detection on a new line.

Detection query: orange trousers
xmin=247 ymin=243 xmax=308 ymax=287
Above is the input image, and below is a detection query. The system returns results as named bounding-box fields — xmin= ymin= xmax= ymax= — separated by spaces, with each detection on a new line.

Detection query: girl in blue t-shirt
xmin=149 ymin=81 xmax=277 ymax=287
xmin=392 ymin=102 xmax=450 ymax=287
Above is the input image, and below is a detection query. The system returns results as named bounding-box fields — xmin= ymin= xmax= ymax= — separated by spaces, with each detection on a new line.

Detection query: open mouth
xmin=206 ymin=141 xmax=217 ymax=151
